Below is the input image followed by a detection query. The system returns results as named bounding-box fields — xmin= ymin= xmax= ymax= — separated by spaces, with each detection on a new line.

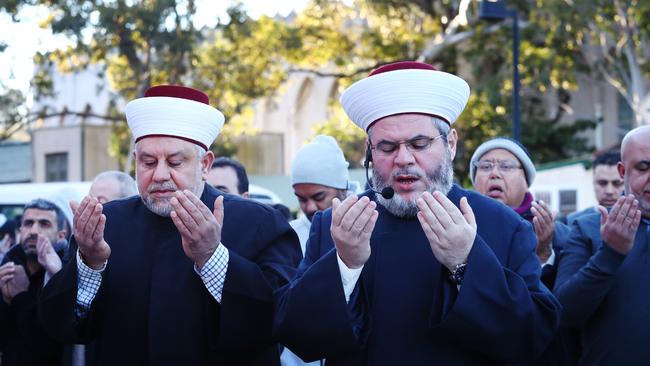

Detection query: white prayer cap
xmin=125 ymin=85 xmax=225 ymax=150
xmin=340 ymin=61 xmax=470 ymax=131
xmin=291 ymin=135 xmax=350 ymax=190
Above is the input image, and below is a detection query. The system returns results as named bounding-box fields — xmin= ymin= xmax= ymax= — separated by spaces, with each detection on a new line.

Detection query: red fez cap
xmin=144 ymin=85 xmax=210 ymax=105
xmin=369 ymin=61 xmax=437 ymax=76
xmin=125 ymin=85 xmax=225 ymax=150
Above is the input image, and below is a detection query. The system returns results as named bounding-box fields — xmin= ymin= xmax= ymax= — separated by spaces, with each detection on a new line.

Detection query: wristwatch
xmin=449 ymin=263 xmax=467 ymax=285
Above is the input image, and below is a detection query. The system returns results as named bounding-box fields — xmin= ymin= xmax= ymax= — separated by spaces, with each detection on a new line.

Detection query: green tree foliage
xmin=0 ymin=86 xmax=27 ymax=141
xmin=6 ymin=0 xmax=642 ymax=182
xmin=312 ymin=103 xmax=368 ymax=169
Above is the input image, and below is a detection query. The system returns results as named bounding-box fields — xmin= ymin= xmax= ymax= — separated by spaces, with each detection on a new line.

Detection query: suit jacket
xmin=274 ymin=185 xmax=561 ymax=365
xmin=39 ymin=184 xmax=302 ymax=366
xmin=554 ymin=212 xmax=650 ymax=365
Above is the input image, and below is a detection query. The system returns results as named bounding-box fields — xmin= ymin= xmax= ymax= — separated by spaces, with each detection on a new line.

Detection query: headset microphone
xmin=364 ymin=145 xmax=395 ymax=200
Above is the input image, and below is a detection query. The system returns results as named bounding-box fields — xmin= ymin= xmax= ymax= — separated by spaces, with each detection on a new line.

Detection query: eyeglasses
xmin=474 ymin=160 xmax=522 ymax=174
xmin=371 ymin=135 xmax=444 ymax=155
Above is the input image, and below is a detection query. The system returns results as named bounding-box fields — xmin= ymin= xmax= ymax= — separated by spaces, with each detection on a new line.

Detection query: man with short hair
xmin=289 ymin=135 xmax=350 ymax=252
xmin=207 ymin=157 xmax=250 ymax=197
xmin=554 ymin=125 xmax=649 ymax=364
xmin=89 ymin=170 xmax=138 ymax=204
xmin=39 ymin=85 xmax=301 ymax=365
xmin=0 ymin=199 xmax=68 ymax=366
xmin=566 ymin=149 xmax=623 ymax=224
xmin=469 ymin=137 xmax=570 ymax=289
xmin=274 ymin=61 xmax=560 ymax=365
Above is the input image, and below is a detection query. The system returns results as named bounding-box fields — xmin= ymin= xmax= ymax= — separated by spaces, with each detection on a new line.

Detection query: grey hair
xmin=93 ymin=171 xmax=138 ymax=198
xmin=23 ymin=198 xmax=67 ymax=231
xmin=195 ymin=145 xmax=207 ymax=159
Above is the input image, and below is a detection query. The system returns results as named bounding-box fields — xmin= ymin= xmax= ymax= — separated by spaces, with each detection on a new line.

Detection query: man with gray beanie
xmin=283 ymin=134 xmax=350 ymax=366
xmin=289 ymin=135 xmax=350 ymax=254
xmin=469 ymin=137 xmax=570 ymax=289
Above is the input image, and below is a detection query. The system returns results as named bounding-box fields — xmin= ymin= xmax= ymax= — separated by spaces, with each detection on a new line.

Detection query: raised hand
xmin=0 ymin=262 xmax=16 ymax=304
xmin=416 ymin=191 xmax=477 ymax=271
xmin=330 ymin=195 xmax=378 ymax=269
xmin=531 ymin=200 xmax=555 ymax=263
xmin=598 ymin=195 xmax=641 ymax=255
xmin=37 ymin=235 xmax=63 ymax=276
xmin=170 ymin=191 xmax=223 ymax=269
xmin=0 ymin=263 xmax=29 ymax=304
xmin=71 ymin=196 xmax=111 ymax=270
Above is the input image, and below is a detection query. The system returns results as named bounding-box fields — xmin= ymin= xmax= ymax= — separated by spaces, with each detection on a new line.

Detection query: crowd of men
xmin=0 ymin=61 xmax=648 ymax=366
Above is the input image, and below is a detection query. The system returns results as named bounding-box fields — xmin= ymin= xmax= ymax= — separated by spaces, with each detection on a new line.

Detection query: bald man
xmin=554 ymin=125 xmax=649 ymax=364
xmin=89 ymin=171 xmax=138 ymax=204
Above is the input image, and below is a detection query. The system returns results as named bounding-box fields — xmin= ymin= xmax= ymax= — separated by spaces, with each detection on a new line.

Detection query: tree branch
xmin=287 ymin=60 xmax=400 ymax=78
xmin=26 ymin=110 xmax=124 ymax=124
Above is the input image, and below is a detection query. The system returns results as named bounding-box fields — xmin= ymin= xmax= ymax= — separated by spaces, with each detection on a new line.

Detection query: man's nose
xmin=488 ymin=166 xmax=502 ymax=178
xmin=394 ymin=144 xmax=416 ymax=166
xmin=305 ymin=200 xmax=318 ymax=215
xmin=152 ymin=162 xmax=171 ymax=182
xmin=604 ymin=183 xmax=617 ymax=194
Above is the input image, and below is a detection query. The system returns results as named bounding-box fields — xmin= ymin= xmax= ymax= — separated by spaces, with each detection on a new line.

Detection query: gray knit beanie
xmin=469 ymin=137 xmax=536 ymax=186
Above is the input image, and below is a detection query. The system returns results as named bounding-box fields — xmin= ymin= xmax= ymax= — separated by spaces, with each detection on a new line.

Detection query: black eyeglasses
xmin=371 ymin=135 xmax=444 ymax=155
xmin=474 ymin=160 xmax=522 ymax=174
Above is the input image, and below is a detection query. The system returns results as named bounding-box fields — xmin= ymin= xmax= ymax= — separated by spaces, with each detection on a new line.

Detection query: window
xmin=558 ymin=189 xmax=577 ymax=217
xmin=45 ymin=152 xmax=68 ymax=182
xmin=534 ymin=191 xmax=551 ymax=205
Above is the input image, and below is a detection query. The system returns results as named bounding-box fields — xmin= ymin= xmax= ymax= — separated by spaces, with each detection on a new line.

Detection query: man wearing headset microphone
xmin=274 ymin=61 xmax=560 ymax=365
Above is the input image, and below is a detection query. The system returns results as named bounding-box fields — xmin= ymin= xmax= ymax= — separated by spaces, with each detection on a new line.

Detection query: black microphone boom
xmin=364 ymin=151 xmax=394 ymax=199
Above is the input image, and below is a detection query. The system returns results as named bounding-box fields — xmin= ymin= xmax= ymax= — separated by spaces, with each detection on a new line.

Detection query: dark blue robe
xmin=39 ymin=184 xmax=302 ymax=366
xmin=274 ymin=185 xmax=560 ymax=365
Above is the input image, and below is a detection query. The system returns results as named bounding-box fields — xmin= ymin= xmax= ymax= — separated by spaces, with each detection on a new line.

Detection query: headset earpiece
xmin=364 ymin=144 xmax=373 ymax=168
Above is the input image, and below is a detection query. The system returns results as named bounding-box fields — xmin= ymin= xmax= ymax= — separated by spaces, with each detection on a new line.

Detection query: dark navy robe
xmin=274 ymin=185 xmax=560 ymax=365
xmin=39 ymin=184 xmax=302 ymax=366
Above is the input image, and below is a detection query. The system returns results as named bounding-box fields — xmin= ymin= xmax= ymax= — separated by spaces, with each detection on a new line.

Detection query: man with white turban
xmin=40 ymin=85 xmax=301 ymax=365
xmin=274 ymin=61 xmax=560 ymax=365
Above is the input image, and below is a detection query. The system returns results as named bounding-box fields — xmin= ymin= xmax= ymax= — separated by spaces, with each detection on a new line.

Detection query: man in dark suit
xmin=554 ymin=125 xmax=649 ymax=365
xmin=1 ymin=199 xmax=68 ymax=365
xmin=39 ymin=85 xmax=302 ymax=365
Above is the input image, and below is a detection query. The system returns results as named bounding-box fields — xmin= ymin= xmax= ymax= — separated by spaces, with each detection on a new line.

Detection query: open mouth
xmin=487 ymin=184 xmax=504 ymax=198
xmin=394 ymin=175 xmax=420 ymax=190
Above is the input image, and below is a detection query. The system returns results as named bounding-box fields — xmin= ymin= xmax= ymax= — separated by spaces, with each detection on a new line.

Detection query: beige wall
xmin=32 ymin=126 xmax=83 ymax=182
xmin=31 ymin=125 xmax=119 ymax=182
xmin=251 ymin=72 xmax=337 ymax=174
xmin=83 ymin=125 xmax=120 ymax=179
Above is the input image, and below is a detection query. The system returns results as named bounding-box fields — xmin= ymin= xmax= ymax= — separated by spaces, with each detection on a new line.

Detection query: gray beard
xmin=372 ymin=149 xmax=454 ymax=218
xmin=141 ymin=180 xmax=205 ymax=217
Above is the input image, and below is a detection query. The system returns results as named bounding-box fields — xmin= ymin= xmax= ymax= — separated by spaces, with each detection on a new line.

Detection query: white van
xmin=0 ymin=181 xmax=283 ymax=220
xmin=248 ymin=184 xmax=283 ymax=205
xmin=0 ymin=181 xmax=92 ymax=221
